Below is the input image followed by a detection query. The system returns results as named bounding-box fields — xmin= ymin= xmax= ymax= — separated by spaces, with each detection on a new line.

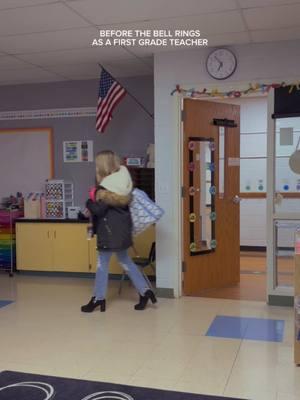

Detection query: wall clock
xmin=206 ymin=48 xmax=237 ymax=80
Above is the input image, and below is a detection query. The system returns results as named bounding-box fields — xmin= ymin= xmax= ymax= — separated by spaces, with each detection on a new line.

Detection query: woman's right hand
xmin=83 ymin=207 xmax=91 ymax=218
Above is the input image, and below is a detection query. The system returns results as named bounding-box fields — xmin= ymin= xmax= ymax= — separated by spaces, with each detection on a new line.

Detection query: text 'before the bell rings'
xmin=92 ymin=30 xmax=208 ymax=47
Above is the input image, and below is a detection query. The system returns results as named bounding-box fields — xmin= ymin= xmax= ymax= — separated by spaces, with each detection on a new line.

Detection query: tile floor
xmin=0 ymin=274 xmax=299 ymax=400
xmin=206 ymin=315 xmax=285 ymax=342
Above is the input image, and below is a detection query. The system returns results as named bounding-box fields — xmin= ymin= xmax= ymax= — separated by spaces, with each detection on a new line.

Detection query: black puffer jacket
xmin=86 ymin=188 xmax=133 ymax=251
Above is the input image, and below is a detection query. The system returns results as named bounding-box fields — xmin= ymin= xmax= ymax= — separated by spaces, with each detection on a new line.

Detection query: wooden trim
xmin=240 ymin=192 xmax=300 ymax=199
xmin=240 ymin=192 xmax=266 ymax=199
xmin=0 ymin=127 xmax=54 ymax=179
xmin=282 ymin=193 xmax=300 ymax=198
xmin=0 ymin=127 xmax=51 ymax=134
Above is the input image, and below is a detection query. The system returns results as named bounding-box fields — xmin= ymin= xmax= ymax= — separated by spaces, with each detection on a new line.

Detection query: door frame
xmin=173 ymin=80 xmax=274 ymax=298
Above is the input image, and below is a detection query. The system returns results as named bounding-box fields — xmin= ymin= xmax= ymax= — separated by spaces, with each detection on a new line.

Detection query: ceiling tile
xmin=0 ymin=76 xmax=67 ymax=86
xmin=238 ymin=0 xmax=300 ymax=8
xmin=0 ymin=67 xmax=65 ymax=82
xmin=45 ymin=62 xmax=100 ymax=79
xmin=46 ymin=58 xmax=152 ymax=80
xmin=207 ymin=31 xmax=250 ymax=46
xmin=103 ymin=58 xmax=153 ymax=77
xmin=17 ymin=46 xmax=132 ymax=66
xmin=243 ymin=3 xmax=300 ymax=30
xmin=129 ymin=31 xmax=250 ymax=57
xmin=0 ymin=27 xmax=99 ymax=55
xmin=0 ymin=55 xmax=34 ymax=69
xmin=0 ymin=0 xmax=57 ymax=10
xmin=46 ymin=57 xmax=153 ymax=79
xmin=111 ymin=12 xmax=246 ymax=57
xmin=0 ymin=3 xmax=89 ymax=37
xmin=251 ymin=26 xmax=300 ymax=43
xmin=66 ymin=0 xmax=238 ymax=25
xmin=98 ymin=11 xmax=246 ymax=38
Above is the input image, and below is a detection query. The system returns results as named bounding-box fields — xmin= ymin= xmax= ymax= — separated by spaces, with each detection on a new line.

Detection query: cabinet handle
xmin=54 ymin=230 xmax=56 ymax=239
xmin=47 ymin=231 xmax=50 ymax=239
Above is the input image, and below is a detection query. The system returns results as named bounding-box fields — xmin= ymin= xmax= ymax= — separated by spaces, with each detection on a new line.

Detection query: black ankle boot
xmin=134 ymin=290 xmax=157 ymax=311
xmin=81 ymin=297 xmax=106 ymax=313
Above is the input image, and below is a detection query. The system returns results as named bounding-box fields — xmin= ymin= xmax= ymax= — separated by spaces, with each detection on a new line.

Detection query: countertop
xmin=16 ymin=218 xmax=89 ymax=224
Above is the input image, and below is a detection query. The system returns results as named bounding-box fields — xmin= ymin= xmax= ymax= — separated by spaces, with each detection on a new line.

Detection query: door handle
xmin=275 ymin=192 xmax=283 ymax=205
xmin=232 ymin=195 xmax=242 ymax=204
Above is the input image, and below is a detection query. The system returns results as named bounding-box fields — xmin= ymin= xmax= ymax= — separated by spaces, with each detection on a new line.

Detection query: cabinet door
xmin=88 ymin=236 xmax=97 ymax=272
xmin=16 ymin=223 xmax=53 ymax=270
xmin=52 ymin=224 xmax=89 ymax=272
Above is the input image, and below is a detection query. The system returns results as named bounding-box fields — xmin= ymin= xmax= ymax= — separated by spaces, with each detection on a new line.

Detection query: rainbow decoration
xmin=171 ymin=82 xmax=300 ymax=98
xmin=0 ymin=209 xmax=23 ymax=271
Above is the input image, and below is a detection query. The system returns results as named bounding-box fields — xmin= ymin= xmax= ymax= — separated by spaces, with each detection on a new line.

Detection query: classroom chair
xmin=118 ymin=242 xmax=156 ymax=295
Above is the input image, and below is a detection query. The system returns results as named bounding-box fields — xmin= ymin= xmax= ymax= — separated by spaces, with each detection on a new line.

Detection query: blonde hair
xmin=95 ymin=150 xmax=121 ymax=184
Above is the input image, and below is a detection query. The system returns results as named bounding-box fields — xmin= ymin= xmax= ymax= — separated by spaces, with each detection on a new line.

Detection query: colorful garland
xmin=171 ymin=82 xmax=300 ymax=98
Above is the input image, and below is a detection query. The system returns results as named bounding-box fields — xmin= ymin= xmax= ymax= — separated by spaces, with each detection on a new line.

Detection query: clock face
xmin=206 ymin=48 xmax=237 ymax=80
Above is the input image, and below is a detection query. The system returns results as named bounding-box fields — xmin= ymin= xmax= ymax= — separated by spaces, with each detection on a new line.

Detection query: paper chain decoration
xmin=171 ymin=82 xmax=300 ymax=98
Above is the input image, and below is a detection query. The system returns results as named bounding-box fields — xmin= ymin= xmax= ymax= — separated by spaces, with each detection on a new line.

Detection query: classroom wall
xmin=154 ymin=40 xmax=300 ymax=294
xmin=0 ymin=75 xmax=154 ymax=207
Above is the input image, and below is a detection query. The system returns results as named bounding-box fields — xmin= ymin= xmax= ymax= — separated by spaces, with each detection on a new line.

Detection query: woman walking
xmin=81 ymin=150 xmax=156 ymax=313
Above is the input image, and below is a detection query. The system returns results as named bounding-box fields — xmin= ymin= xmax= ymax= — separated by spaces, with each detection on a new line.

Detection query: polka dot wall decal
xmin=188 ymin=141 xmax=196 ymax=150
xmin=210 ymin=212 xmax=217 ymax=221
xmin=189 ymin=186 xmax=196 ymax=196
xmin=209 ymin=186 xmax=216 ymax=195
xmin=190 ymin=242 xmax=196 ymax=252
xmin=189 ymin=213 xmax=196 ymax=223
xmin=210 ymin=239 xmax=217 ymax=249
xmin=188 ymin=162 xmax=195 ymax=172
xmin=209 ymin=142 xmax=216 ymax=151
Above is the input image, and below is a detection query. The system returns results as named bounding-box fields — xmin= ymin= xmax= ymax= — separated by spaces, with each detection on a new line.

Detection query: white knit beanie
xmin=100 ymin=165 xmax=133 ymax=196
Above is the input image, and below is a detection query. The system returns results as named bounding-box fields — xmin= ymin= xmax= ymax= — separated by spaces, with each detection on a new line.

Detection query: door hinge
xmin=181 ymin=109 xmax=185 ymax=122
xmin=181 ymin=186 xmax=186 ymax=198
xmin=182 ymin=261 xmax=186 ymax=272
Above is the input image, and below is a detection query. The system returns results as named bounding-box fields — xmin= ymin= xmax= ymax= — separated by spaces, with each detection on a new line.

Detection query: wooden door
xmin=16 ymin=223 xmax=53 ymax=271
xmin=53 ymin=224 xmax=89 ymax=272
xmin=183 ymin=99 xmax=240 ymax=295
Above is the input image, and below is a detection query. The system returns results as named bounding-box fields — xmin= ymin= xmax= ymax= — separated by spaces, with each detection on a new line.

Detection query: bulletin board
xmin=0 ymin=128 xmax=54 ymax=200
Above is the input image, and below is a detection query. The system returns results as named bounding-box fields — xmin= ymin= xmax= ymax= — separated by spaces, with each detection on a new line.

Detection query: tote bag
xmin=130 ymin=188 xmax=164 ymax=235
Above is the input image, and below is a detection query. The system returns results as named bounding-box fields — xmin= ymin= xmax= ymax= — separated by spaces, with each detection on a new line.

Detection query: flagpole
xmin=98 ymin=64 xmax=154 ymax=119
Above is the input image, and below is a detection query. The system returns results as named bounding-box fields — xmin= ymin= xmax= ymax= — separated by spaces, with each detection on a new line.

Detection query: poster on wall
xmin=63 ymin=141 xmax=93 ymax=163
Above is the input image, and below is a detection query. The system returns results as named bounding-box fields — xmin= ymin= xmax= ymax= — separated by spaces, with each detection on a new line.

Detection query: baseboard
xmin=240 ymin=246 xmax=266 ymax=252
xmin=268 ymin=294 xmax=294 ymax=307
xmin=155 ymin=288 xmax=175 ymax=298
xmin=240 ymin=246 xmax=294 ymax=252
xmin=17 ymin=270 xmax=155 ymax=281
xmin=18 ymin=270 xmax=95 ymax=278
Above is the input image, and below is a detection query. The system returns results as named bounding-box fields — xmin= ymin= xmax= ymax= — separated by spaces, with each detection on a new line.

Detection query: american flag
xmin=96 ymin=68 xmax=126 ymax=133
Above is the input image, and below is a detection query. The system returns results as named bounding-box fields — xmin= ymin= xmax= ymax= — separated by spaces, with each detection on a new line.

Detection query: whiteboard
xmin=0 ymin=128 xmax=53 ymax=200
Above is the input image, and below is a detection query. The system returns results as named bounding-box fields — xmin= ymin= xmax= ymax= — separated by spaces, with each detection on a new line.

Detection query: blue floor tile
xmin=206 ymin=315 xmax=249 ymax=339
xmin=244 ymin=318 xmax=285 ymax=342
xmin=0 ymin=300 xmax=13 ymax=309
xmin=206 ymin=315 xmax=285 ymax=342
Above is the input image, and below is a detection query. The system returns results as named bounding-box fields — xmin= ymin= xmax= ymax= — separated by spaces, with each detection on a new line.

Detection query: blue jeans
xmin=94 ymin=250 xmax=149 ymax=300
